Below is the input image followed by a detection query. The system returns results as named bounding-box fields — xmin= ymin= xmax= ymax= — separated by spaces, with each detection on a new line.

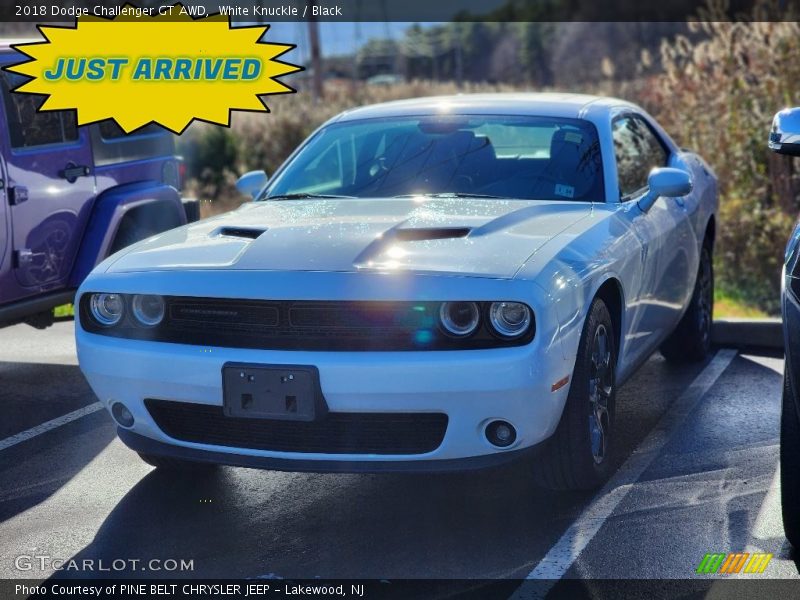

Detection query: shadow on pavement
xmin=50 ymin=458 xmax=592 ymax=579
xmin=49 ymin=355 xmax=714 ymax=581
xmin=0 ymin=361 xmax=95 ymax=438
xmin=0 ymin=361 xmax=114 ymax=523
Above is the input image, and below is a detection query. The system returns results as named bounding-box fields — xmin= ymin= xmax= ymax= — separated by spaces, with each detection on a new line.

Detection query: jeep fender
xmin=70 ymin=181 xmax=185 ymax=286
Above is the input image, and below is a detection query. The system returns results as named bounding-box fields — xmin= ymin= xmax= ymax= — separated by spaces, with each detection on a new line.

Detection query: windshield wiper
xmin=265 ymin=193 xmax=356 ymax=200
xmin=393 ymin=192 xmax=504 ymax=199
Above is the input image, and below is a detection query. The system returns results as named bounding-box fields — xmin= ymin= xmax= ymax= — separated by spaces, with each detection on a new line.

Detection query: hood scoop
xmin=392 ymin=227 xmax=471 ymax=242
xmin=214 ymin=226 xmax=267 ymax=240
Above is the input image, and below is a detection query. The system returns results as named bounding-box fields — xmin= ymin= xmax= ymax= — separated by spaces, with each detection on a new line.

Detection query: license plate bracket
xmin=222 ymin=363 xmax=327 ymax=422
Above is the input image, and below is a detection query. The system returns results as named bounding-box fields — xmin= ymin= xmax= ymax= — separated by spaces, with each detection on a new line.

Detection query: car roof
xmin=333 ymin=93 xmax=638 ymax=122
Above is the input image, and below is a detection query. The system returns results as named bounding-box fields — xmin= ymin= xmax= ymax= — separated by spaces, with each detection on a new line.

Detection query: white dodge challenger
xmin=76 ymin=93 xmax=717 ymax=489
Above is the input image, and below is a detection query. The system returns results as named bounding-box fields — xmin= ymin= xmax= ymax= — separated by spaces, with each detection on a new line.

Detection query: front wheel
xmin=781 ymin=371 xmax=800 ymax=548
xmin=660 ymin=243 xmax=713 ymax=363
xmin=534 ymin=297 xmax=617 ymax=490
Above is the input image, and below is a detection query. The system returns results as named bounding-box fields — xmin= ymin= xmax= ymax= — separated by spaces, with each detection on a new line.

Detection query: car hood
xmin=105 ymin=198 xmax=592 ymax=279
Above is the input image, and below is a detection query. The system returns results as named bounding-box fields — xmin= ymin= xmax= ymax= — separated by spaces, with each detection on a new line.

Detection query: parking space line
xmin=509 ymin=348 xmax=737 ymax=599
xmin=732 ymin=465 xmax=789 ymax=578
xmin=749 ymin=466 xmax=783 ymax=543
xmin=0 ymin=402 xmax=103 ymax=452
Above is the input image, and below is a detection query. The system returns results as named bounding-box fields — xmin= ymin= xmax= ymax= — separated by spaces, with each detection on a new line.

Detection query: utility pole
xmin=454 ymin=25 xmax=463 ymax=88
xmin=430 ymin=30 xmax=438 ymax=81
xmin=351 ymin=0 xmax=361 ymax=94
xmin=308 ymin=1 xmax=323 ymax=102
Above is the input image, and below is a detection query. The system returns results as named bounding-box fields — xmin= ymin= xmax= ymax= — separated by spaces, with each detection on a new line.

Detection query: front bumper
xmin=77 ymin=326 xmax=573 ymax=470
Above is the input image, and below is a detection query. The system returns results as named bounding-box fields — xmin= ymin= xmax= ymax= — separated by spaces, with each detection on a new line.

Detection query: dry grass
xmin=634 ymin=13 xmax=800 ymax=314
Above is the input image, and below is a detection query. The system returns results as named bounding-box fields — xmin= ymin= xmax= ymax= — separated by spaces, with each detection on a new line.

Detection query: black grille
xmin=170 ymin=299 xmax=280 ymax=330
xmin=80 ymin=296 xmax=535 ymax=351
xmin=145 ymin=399 xmax=448 ymax=455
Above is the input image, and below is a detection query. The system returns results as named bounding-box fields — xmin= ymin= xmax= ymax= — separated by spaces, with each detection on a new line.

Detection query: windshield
xmin=264 ymin=114 xmax=604 ymax=201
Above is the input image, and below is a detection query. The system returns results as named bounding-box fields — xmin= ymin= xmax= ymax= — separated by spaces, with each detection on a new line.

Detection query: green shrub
xmin=178 ymin=124 xmax=239 ymax=201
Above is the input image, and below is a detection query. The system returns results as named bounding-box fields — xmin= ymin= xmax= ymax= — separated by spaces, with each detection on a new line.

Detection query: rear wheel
xmin=534 ymin=298 xmax=617 ymax=490
xmin=660 ymin=243 xmax=713 ymax=363
xmin=781 ymin=371 xmax=800 ymax=548
xmin=138 ymin=452 xmax=219 ymax=472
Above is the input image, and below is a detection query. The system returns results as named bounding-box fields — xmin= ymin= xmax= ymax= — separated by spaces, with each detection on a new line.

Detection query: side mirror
xmin=638 ymin=167 xmax=692 ymax=212
xmin=769 ymin=107 xmax=800 ymax=157
xmin=236 ymin=170 xmax=268 ymax=199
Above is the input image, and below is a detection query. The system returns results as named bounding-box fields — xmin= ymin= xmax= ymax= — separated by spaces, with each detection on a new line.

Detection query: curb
xmin=712 ymin=318 xmax=783 ymax=351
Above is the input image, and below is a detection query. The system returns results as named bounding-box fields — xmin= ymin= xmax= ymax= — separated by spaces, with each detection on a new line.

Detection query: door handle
xmin=8 ymin=185 xmax=28 ymax=205
xmin=60 ymin=162 xmax=91 ymax=183
xmin=13 ymin=248 xmax=34 ymax=267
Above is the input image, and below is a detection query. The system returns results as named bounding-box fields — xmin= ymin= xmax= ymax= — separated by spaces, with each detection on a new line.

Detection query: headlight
xmin=489 ymin=301 xmax=532 ymax=338
xmin=131 ymin=294 xmax=165 ymax=326
xmin=439 ymin=301 xmax=480 ymax=337
xmin=90 ymin=293 xmax=124 ymax=326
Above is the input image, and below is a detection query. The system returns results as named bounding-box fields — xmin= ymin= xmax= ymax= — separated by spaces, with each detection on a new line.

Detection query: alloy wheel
xmin=696 ymin=251 xmax=712 ymax=349
xmin=588 ymin=324 xmax=613 ymax=464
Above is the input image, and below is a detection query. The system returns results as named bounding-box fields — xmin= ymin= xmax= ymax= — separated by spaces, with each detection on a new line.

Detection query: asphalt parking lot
xmin=0 ymin=321 xmax=798 ymax=596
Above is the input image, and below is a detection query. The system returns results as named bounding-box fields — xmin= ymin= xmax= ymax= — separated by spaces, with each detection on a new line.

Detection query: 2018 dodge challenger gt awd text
xmin=75 ymin=93 xmax=717 ymax=490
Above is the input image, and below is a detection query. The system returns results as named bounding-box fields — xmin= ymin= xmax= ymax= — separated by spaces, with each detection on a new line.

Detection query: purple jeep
xmin=0 ymin=43 xmax=196 ymax=330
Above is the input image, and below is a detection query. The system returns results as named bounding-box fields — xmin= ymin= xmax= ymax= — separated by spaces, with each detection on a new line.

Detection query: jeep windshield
xmin=263 ymin=115 xmax=604 ymax=201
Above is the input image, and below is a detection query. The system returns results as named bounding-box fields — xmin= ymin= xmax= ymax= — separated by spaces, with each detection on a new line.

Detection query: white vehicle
xmin=76 ymin=94 xmax=717 ymax=489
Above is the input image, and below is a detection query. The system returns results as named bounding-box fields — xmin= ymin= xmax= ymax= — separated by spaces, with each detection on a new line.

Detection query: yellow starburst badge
xmin=4 ymin=3 xmax=303 ymax=133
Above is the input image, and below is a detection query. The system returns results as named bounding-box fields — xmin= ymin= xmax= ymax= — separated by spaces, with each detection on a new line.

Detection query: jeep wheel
xmin=534 ymin=297 xmax=617 ymax=490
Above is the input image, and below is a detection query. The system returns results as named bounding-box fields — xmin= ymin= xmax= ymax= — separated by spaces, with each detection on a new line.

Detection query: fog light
xmin=111 ymin=402 xmax=135 ymax=428
xmin=486 ymin=420 xmax=516 ymax=447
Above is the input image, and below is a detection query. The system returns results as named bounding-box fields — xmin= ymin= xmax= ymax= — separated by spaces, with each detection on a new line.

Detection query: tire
xmin=534 ymin=298 xmax=617 ymax=490
xmin=137 ymin=452 xmax=219 ymax=472
xmin=660 ymin=243 xmax=713 ymax=363
xmin=781 ymin=370 xmax=800 ymax=548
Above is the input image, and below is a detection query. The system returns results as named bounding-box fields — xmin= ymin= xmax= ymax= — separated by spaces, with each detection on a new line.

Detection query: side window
xmin=90 ymin=119 xmax=176 ymax=167
xmin=0 ymin=73 xmax=78 ymax=149
xmin=98 ymin=121 xmax=162 ymax=140
xmin=612 ymin=115 xmax=668 ymax=199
